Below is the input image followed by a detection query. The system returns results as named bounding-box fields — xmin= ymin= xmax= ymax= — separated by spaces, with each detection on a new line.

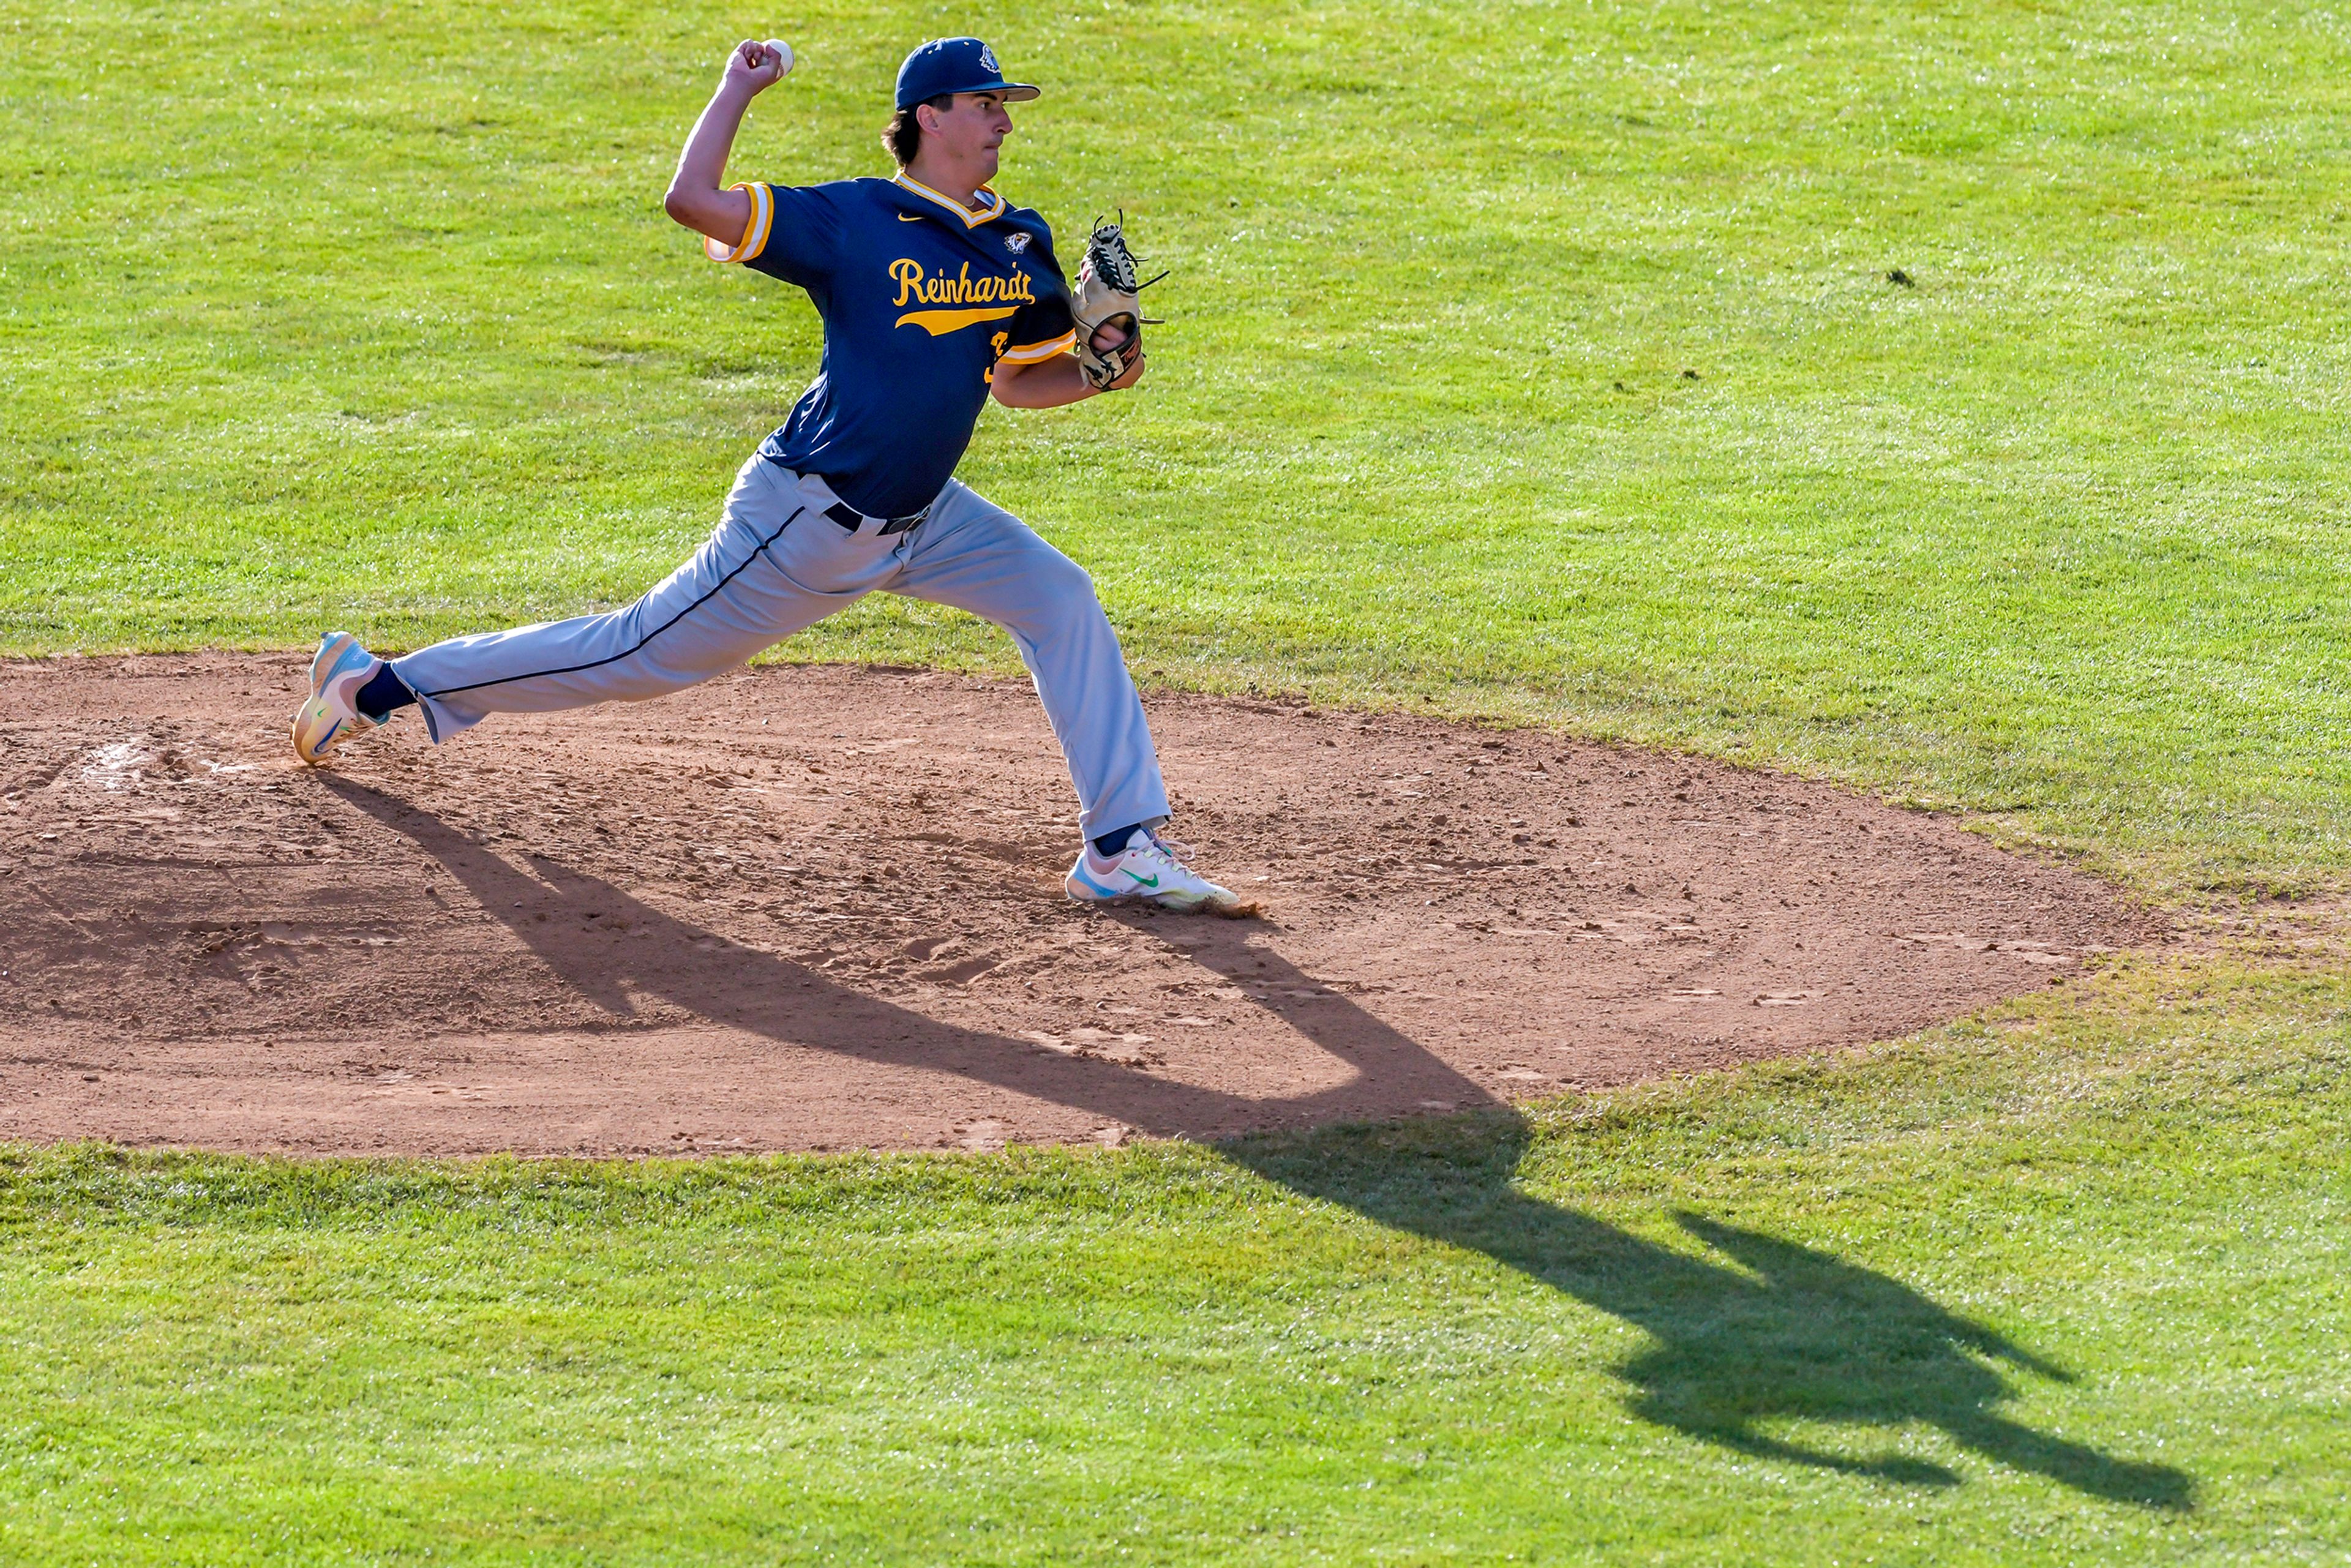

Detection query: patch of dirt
xmin=0 ymin=655 xmax=2154 ymax=1156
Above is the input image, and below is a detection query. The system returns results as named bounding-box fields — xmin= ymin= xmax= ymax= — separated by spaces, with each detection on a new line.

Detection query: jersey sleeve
xmin=1000 ymin=234 xmax=1078 ymax=363
xmin=1001 ymin=303 xmax=1076 ymax=363
xmin=703 ymin=182 xmax=845 ymax=288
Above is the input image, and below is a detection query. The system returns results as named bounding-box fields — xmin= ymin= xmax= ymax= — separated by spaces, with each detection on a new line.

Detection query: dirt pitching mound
xmin=0 ymin=655 xmax=2150 ymax=1156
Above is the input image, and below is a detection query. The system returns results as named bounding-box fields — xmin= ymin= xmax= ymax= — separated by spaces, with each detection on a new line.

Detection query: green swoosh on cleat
xmin=1122 ymin=870 xmax=1160 ymax=888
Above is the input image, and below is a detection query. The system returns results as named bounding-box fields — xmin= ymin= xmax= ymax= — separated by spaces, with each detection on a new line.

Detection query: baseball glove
xmin=1070 ymin=216 xmax=1166 ymax=391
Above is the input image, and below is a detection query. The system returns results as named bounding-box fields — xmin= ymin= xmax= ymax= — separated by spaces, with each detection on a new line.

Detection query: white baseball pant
xmin=390 ymin=456 xmax=1172 ymax=842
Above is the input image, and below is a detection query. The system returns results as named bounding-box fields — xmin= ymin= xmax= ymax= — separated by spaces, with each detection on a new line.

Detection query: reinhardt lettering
xmin=890 ymin=258 xmax=1036 ymax=307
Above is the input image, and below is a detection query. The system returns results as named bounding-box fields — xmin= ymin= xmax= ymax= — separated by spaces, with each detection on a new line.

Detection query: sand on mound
xmin=0 ymin=655 xmax=2152 ymax=1156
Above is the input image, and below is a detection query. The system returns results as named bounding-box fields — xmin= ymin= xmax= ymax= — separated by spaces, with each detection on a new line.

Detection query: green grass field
xmin=4 ymin=0 xmax=2349 ymax=1559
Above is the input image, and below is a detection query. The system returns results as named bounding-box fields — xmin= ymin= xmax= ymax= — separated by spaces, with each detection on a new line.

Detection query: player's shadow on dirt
xmin=322 ymin=777 xmax=2189 ymax=1510
xmin=320 ymin=774 xmax=1484 ymax=1134
xmin=1227 ymin=1111 xmax=2192 ymax=1509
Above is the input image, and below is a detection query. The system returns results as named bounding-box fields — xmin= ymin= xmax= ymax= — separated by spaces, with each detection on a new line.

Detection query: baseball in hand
xmin=762 ymin=39 xmax=794 ymax=75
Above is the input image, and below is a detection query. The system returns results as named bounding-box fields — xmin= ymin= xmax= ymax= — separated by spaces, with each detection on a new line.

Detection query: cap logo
xmin=1004 ymin=231 xmax=1032 ymax=253
xmin=978 ymin=43 xmax=999 ymax=73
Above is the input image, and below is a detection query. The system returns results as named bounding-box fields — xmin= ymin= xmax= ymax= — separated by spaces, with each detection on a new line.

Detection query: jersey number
xmin=983 ymin=331 xmax=1011 ymax=384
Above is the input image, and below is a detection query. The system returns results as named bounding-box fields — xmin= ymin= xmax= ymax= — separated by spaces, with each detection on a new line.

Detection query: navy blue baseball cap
xmin=894 ymin=37 xmax=1039 ymax=109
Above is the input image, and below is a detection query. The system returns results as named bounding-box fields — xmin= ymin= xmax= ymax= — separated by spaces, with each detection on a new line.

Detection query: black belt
xmin=825 ymin=500 xmax=930 ymax=536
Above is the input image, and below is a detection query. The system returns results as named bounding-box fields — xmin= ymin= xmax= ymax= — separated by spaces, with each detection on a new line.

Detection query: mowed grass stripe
xmin=3 ymin=950 xmax=2347 ymax=1563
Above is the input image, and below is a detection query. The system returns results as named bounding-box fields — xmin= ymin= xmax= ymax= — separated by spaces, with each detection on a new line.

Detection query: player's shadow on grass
xmin=1225 ymin=1111 xmax=2193 ymax=1510
xmin=322 ymin=776 xmax=2190 ymax=1510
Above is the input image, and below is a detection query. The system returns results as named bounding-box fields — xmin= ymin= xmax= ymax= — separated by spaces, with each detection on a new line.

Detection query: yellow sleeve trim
xmin=702 ymin=182 xmax=773 ymax=264
xmin=1000 ymin=328 xmax=1078 ymax=364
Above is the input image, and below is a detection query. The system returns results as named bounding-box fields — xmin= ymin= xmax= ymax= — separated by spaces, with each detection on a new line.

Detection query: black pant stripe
xmin=410 ymin=506 xmax=808 ymax=702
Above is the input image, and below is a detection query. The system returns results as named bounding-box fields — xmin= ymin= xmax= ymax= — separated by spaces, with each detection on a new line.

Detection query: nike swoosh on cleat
xmin=1122 ymin=870 xmax=1160 ymax=888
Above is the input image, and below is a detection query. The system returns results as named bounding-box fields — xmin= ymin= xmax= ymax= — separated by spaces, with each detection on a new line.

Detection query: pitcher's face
xmin=923 ymin=91 xmax=1014 ymax=183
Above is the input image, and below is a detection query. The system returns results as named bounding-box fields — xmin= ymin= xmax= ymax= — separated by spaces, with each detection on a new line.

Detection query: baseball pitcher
xmin=291 ymin=36 xmax=1237 ymax=912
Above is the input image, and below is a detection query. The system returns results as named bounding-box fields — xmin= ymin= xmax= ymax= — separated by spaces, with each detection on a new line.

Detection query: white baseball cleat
xmin=290 ymin=631 xmax=384 ymax=767
xmin=1065 ymin=831 xmax=1241 ymax=913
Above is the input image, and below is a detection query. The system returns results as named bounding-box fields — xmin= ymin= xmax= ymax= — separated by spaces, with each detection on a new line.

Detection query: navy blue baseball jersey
xmin=706 ymin=171 xmax=1079 ymax=519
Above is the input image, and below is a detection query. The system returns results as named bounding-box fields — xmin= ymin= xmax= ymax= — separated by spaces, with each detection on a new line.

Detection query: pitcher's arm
xmin=663 ymin=40 xmax=790 ymax=246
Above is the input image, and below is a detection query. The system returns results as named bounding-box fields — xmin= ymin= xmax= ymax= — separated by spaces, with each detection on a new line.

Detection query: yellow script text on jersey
xmin=890 ymin=259 xmax=1037 ymax=309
